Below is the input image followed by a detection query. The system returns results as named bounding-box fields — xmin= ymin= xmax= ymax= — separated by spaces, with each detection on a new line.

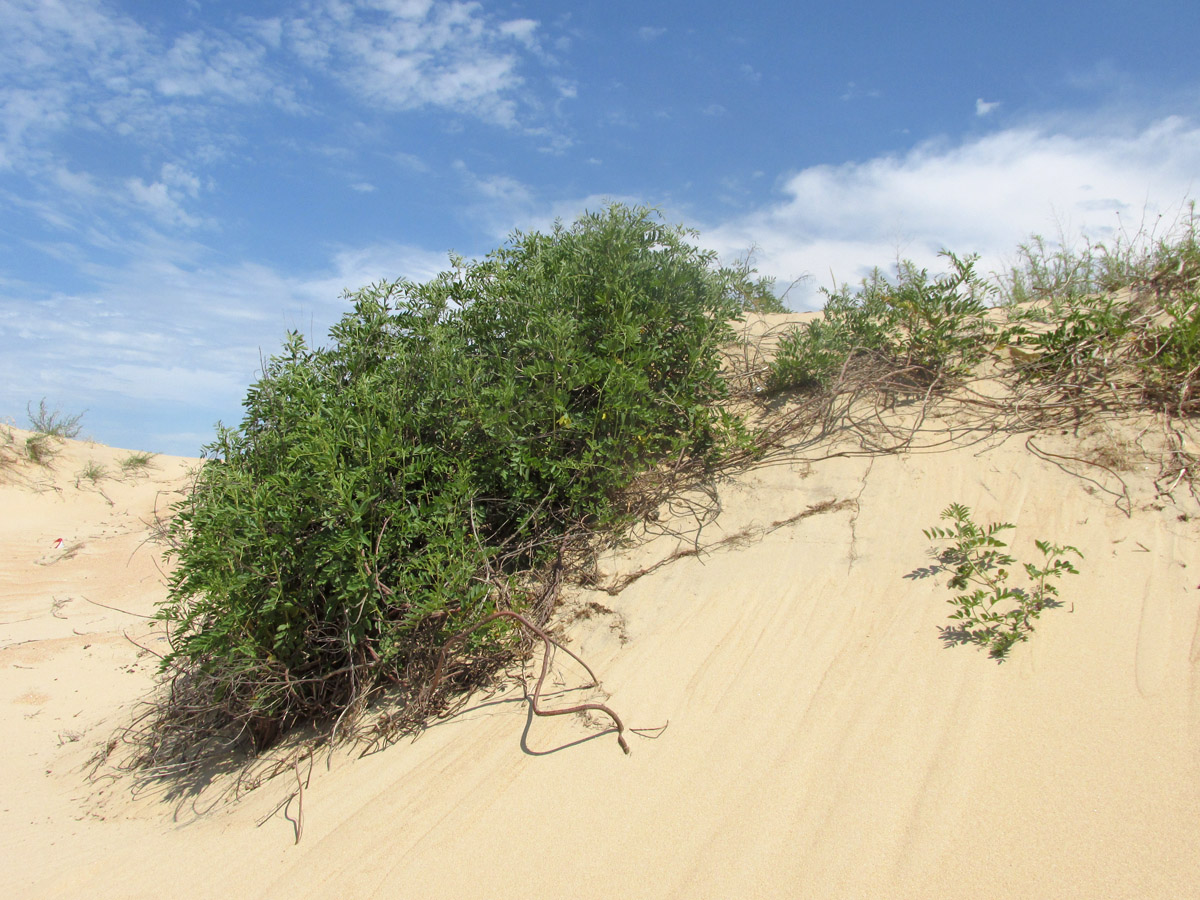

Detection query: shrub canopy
xmin=158 ymin=205 xmax=747 ymax=748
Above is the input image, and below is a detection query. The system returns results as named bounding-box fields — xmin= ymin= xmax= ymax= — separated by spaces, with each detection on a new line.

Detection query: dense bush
xmin=156 ymin=205 xmax=748 ymax=752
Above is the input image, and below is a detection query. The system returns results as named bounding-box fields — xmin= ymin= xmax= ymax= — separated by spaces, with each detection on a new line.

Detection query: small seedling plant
xmin=924 ymin=503 xmax=1081 ymax=658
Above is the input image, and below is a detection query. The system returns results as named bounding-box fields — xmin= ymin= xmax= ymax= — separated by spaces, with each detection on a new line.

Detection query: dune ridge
xmin=3 ymin=332 xmax=1199 ymax=898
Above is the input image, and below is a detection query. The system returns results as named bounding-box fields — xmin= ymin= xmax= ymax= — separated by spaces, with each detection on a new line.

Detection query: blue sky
xmin=2 ymin=0 xmax=1198 ymax=455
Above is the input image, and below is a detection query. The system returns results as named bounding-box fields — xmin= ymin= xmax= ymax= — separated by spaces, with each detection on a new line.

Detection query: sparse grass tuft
xmin=0 ymin=425 xmax=18 ymax=473
xmin=27 ymin=399 xmax=84 ymax=439
xmin=77 ymin=460 xmax=107 ymax=485
xmin=998 ymin=201 xmax=1200 ymax=308
xmin=120 ymin=451 xmax=156 ymax=474
xmin=19 ymin=400 xmax=86 ymax=467
xmin=25 ymin=432 xmax=59 ymax=465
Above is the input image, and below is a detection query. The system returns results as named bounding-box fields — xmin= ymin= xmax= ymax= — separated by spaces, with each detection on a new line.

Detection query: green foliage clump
xmin=77 ymin=460 xmax=107 ymax=485
xmin=1000 ymin=201 xmax=1200 ymax=414
xmin=24 ymin=432 xmax=58 ymax=465
xmin=156 ymin=205 xmax=747 ymax=752
xmin=924 ymin=503 xmax=1081 ymax=659
xmin=734 ymin=273 xmax=789 ymax=314
xmin=120 ymin=451 xmax=157 ymax=475
xmin=20 ymin=399 xmax=85 ymax=466
xmin=1143 ymin=292 xmax=1200 ymax=408
xmin=767 ymin=252 xmax=998 ymax=394
xmin=1009 ymin=283 xmax=1200 ymax=416
xmin=1013 ymin=291 xmax=1136 ymax=382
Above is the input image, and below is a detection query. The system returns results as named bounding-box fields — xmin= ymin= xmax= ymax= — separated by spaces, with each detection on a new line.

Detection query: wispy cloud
xmin=840 ymin=81 xmax=882 ymax=102
xmin=699 ymin=116 xmax=1200 ymax=307
xmin=0 ymin=237 xmax=452 ymax=453
xmin=976 ymin=98 xmax=1001 ymax=117
xmin=0 ymin=0 xmax=301 ymax=167
xmin=451 ymin=160 xmax=539 ymax=236
xmin=0 ymin=0 xmax=555 ymax=233
xmin=124 ymin=163 xmax=209 ymax=227
xmin=0 ymin=1 xmax=569 ymax=452
xmin=280 ymin=1 xmax=545 ymax=127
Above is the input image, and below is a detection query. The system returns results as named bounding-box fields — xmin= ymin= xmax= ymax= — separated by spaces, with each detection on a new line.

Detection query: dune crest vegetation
xmin=141 ymin=205 xmax=759 ymax=765
xmin=128 ymin=200 xmax=1199 ymax=776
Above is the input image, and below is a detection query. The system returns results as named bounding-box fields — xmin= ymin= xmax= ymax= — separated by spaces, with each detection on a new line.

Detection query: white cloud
xmin=474 ymin=174 xmax=533 ymax=205
xmin=840 ymin=81 xmax=882 ymax=101
xmin=976 ymin=98 xmax=1001 ymax=117
xmin=51 ymin=166 xmax=102 ymax=199
xmin=154 ymin=32 xmax=272 ymax=102
xmin=0 ymin=238 xmax=454 ymax=453
xmin=450 ymin=160 xmax=539 ymax=234
xmin=243 ymin=15 xmax=284 ymax=48
xmin=698 ymin=116 xmax=1200 ymax=308
xmin=0 ymin=87 xmax=71 ymax=167
xmin=498 ymin=18 xmax=539 ymax=49
xmin=303 ymin=242 xmax=450 ymax=302
xmin=124 ymin=162 xmax=207 ymax=226
xmin=282 ymin=1 xmax=542 ymax=126
xmin=160 ymin=162 xmax=202 ymax=197
xmin=389 ymin=150 xmax=429 ymax=172
xmin=638 ymin=26 xmax=667 ymax=41
xmin=368 ymin=0 xmax=436 ymax=18
xmin=0 ymin=0 xmax=299 ymax=168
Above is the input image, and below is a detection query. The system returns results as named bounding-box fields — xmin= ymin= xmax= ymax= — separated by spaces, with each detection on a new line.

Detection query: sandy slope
xmin=4 ymin=349 xmax=1200 ymax=898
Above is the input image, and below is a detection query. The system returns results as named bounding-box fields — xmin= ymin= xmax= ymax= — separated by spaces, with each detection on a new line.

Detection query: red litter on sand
xmin=53 ymin=538 xmax=63 ymax=549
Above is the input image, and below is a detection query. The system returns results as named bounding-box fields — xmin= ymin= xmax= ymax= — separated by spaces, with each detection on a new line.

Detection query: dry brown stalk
xmin=431 ymin=611 xmax=630 ymax=754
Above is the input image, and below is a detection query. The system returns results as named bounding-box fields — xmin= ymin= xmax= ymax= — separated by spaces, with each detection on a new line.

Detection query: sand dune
xmin=4 ymin=343 xmax=1200 ymax=898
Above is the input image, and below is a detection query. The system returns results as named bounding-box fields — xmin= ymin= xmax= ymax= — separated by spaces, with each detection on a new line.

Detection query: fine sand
xmin=4 ymin=324 xmax=1200 ymax=898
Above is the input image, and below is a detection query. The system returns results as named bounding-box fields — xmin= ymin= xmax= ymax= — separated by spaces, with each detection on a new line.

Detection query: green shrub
xmin=767 ymin=251 xmax=998 ymax=393
xmin=1009 ymin=274 xmax=1199 ymax=415
xmin=734 ymin=274 xmax=789 ymax=314
xmin=1013 ymin=292 xmax=1136 ymax=384
xmin=924 ymin=503 xmax=1081 ymax=658
xmin=156 ymin=205 xmax=747 ymax=753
